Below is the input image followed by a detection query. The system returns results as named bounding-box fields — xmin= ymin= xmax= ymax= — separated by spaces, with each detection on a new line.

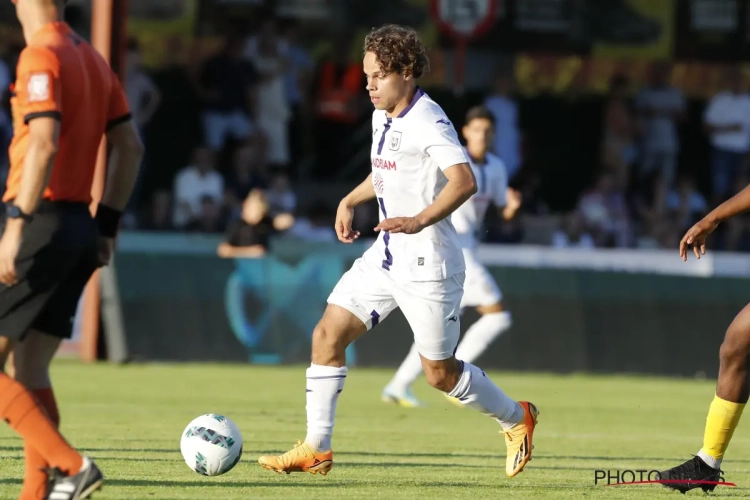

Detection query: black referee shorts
xmin=0 ymin=201 xmax=99 ymax=342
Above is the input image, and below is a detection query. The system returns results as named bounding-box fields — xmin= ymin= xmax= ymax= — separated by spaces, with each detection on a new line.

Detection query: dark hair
xmin=464 ymin=106 xmax=495 ymax=126
xmin=363 ymin=24 xmax=429 ymax=78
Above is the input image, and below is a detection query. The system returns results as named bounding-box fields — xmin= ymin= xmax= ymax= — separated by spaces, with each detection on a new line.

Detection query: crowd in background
xmin=0 ymin=15 xmax=748 ymax=253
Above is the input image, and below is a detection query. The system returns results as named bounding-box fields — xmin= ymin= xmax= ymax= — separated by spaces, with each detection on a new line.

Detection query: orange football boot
xmin=258 ymin=441 xmax=333 ymax=475
xmin=504 ymin=401 xmax=539 ymax=477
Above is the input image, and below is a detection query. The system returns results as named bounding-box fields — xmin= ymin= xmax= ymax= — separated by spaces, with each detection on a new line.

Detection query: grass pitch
xmin=1 ymin=361 xmax=749 ymax=499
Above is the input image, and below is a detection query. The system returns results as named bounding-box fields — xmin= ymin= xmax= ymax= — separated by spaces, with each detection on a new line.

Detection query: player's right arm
xmin=102 ymin=119 xmax=143 ymax=212
xmin=335 ymin=173 xmax=374 ymax=243
xmin=96 ymin=76 xmax=144 ymax=265
xmin=100 ymin=72 xmax=144 ymax=212
xmin=680 ymin=183 xmax=750 ymax=261
xmin=341 ymin=173 xmax=375 ymax=209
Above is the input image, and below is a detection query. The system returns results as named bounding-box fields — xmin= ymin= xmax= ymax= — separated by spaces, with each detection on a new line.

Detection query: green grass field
xmin=1 ymin=361 xmax=749 ymax=499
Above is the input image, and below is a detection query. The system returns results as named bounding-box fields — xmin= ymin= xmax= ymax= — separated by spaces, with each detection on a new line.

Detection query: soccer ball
xmin=180 ymin=414 xmax=243 ymax=476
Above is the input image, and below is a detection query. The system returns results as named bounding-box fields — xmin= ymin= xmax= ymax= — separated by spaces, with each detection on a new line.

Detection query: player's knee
xmin=721 ymin=311 xmax=750 ymax=367
xmin=11 ymin=364 xmax=51 ymax=388
xmin=11 ymin=354 xmax=51 ymax=389
xmin=423 ymin=358 xmax=462 ymax=392
xmin=311 ymin=322 xmax=347 ymax=360
xmin=719 ymin=335 xmax=749 ymax=368
xmin=0 ymin=337 xmax=14 ymax=368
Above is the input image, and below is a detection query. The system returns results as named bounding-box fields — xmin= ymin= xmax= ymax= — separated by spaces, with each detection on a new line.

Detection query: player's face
xmin=364 ymin=51 xmax=411 ymax=112
xmin=462 ymin=118 xmax=494 ymax=154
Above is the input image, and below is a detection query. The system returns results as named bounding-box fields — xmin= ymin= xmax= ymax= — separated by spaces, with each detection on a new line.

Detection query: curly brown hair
xmin=363 ymin=24 xmax=430 ymax=79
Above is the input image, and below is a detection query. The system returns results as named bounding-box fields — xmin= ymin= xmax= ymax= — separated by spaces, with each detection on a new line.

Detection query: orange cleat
xmin=504 ymin=401 xmax=539 ymax=477
xmin=258 ymin=441 xmax=333 ymax=476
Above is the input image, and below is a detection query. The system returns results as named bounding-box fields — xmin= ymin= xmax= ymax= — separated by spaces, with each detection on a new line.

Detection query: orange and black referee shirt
xmin=3 ymin=21 xmax=131 ymax=204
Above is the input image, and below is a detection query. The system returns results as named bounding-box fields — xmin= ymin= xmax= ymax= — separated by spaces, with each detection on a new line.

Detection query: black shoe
xmin=658 ymin=456 xmax=722 ymax=494
xmin=44 ymin=457 xmax=103 ymax=500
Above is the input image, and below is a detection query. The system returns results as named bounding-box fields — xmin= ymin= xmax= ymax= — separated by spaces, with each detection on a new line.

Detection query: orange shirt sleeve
xmin=14 ymin=46 xmax=61 ymax=124
xmin=106 ymin=73 xmax=132 ymax=131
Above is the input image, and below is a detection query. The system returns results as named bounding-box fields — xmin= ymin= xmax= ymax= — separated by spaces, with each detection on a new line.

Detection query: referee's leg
xmin=0 ymin=330 xmax=85 ymax=483
xmin=12 ymin=244 xmax=99 ymax=500
xmin=12 ymin=331 xmax=64 ymax=500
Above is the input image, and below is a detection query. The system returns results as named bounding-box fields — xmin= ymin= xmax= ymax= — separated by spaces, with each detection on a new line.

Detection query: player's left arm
xmin=375 ymin=119 xmax=476 ymax=234
xmin=374 ymin=165 xmax=476 ymax=234
xmin=9 ymin=48 xmax=62 ymax=225
xmin=415 ymin=119 xmax=477 ymax=228
xmin=414 ymin=163 xmax=476 ymax=229
xmin=491 ymin=166 xmax=522 ymax=220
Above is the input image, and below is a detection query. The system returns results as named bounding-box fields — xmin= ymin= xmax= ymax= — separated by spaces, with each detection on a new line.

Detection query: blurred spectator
xmin=225 ymin=145 xmax=269 ymax=219
xmin=124 ymin=37 xmax=162 ymax=227
xmin=279 ymin=18 xmax=315 ymax=167
xmin=192 ymin=31 xmax=259 ymax=152
xmin=287 ymin=201 xmax=336 ymax=242
xmin=312 ymin=38 xmax=365 ymax=176
xmin=484 ymin=71 xmax=522 ymax=180
xmin=576 ymin=172 xmax=631 ymax=247
xmin=186 ymin=195 xmax=226 ymax=234
xmin=602 ymin=74 xmax=638 ymax=189
xmin=635 ymin=61 xmax=686 ymax=195
xmin=664 ymin=173 xmax=708 ymax=234
xmin=552 ymin=212 xmax=596 ymax=249
xmin=244 ymin=18 xmax=292 ymax=167
xmin=0 ymin=46 xmax=12 ymax=179
xmin=218 ymin=189 xmax=295 ymax=258
xmin=266 ymin=171 xmax=297 ymax=216
xmin=141 ymin=190 xmax=174 ymax=232
xmin=703 ymin=66 xmax=750 ymax=205
xmin=126 ymin=37 xmax=162 ymax=133
xmin=173 ymin=147 xmax=225 ymax=228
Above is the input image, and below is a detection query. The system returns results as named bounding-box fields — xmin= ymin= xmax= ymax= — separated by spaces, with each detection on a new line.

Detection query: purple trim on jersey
xmin=377 ymin=197 xmax=393 ymax=270
xmin=375 ymin=88 xmax=423 ymax=155
xmin=376 ymin=118 xmax=392 ymax=155
xmin=398 ymin=87 xmax=424 ymax=117
xmin=370 ymin=310 xmax=380 ymax=327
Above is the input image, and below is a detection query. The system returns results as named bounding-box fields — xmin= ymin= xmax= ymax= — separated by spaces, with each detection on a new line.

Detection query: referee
xmin=0 ymin=1 xmax=143 ymax=499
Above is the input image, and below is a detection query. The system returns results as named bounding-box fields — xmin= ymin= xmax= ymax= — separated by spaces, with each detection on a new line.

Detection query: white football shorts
xmin=327 ymin=257 xmax=465 ymax=360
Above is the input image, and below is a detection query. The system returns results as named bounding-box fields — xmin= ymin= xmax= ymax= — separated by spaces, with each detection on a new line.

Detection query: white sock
xmin=697 ymin=450 xmax=721 ymax=469
xmin=304 ymin=364 xmax=347 ymax=451
xmin=386 ymin=343 xmax=423 ymax=393
xmin=447 ymin=361 xmax=523 ymax=430
xmin=454 ymin=312 xmax=512 ymax=364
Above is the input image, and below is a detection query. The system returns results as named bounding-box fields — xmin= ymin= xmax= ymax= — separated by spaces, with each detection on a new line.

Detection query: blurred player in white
xmin=382 ymin=106 xmax=522 ymax=408
xmin=258 ymin=25 xmax=539 ymax=479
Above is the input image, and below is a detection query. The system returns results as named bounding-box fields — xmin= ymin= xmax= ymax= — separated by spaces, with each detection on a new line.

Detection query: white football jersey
xmin=362 ymin=88 xmax=468 ymax=282
xmin=451 ymin=150 xmax=509 ymax=249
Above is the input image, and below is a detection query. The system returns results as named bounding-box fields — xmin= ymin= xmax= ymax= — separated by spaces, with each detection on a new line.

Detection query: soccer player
xmin=0 ymin=1 xmax=143 ymax=499
xmin=658 ymin=185 xmax=750 ymax=493
xmin=258 ymin=25 xmax=539 ymax=479
xmin=382 ymin=105 xmax=521 ymax=408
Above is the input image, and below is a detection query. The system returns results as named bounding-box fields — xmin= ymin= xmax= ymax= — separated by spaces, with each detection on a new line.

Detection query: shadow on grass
xmin=6 ymin=443 xmax=750 ymax=464
xmin=5 ymin=444 xmax=750 ymax=466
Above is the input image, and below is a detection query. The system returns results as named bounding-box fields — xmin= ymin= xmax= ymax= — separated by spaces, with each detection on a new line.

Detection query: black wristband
xmin=95 ymin=204 xmax=122 ymax=237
